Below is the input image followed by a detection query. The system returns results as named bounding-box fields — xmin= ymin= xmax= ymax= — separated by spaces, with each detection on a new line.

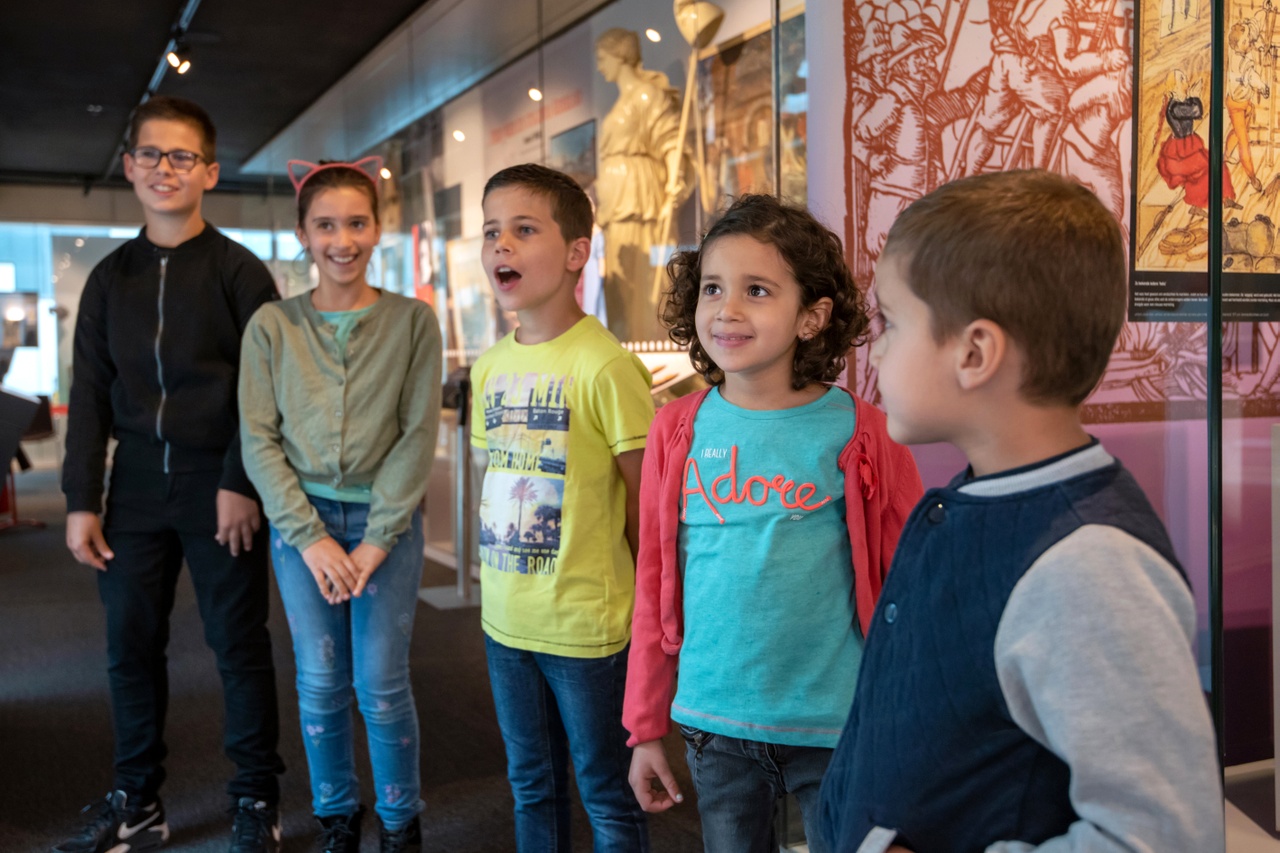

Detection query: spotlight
xmin=645 ymin=28 xmax=661 ymax=42
xmin=379 ymin=167 xmax=392 ymax=180
xmin=4 ymin=306 xmax=25 ymax=323
xmin=528 ymin=88 xmax=543 ymax=102
xmin=452 ymin=130 xmax=466 ymax=142
xmin=167 ymin=40 xmax=192 ymax=75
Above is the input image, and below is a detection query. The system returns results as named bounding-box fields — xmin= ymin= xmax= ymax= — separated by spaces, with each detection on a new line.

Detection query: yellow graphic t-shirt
xmin=470 ymin=317 xmax=654 ymax=658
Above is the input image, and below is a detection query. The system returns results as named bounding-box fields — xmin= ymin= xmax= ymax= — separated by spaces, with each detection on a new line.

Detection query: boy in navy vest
xmin=817 ymin=170 xmax=1223 ymax=852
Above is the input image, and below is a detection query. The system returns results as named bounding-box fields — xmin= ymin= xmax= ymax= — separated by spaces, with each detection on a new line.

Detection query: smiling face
xmin=123 ymin=118 xmax=219 ymax=219
xmin=695 ymin=234 xmax=826 ymax=395
xmin=481 ymin=185 xmax=587 ymax=327
xmin=297 ymin=185 xmax=381 ymax=292
xmin=868 ymin=252 xmax=959 ymax=445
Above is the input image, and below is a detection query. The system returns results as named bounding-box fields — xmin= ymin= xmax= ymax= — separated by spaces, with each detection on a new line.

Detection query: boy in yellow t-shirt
xmin=470 ymin=164 xmax=654 ymax=850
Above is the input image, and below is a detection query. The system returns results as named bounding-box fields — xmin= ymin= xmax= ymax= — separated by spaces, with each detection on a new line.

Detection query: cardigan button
xmin=926 ymin=502 xmax=946 ymax=524
xmin=884 ymin=602 xmax=898 ymax=624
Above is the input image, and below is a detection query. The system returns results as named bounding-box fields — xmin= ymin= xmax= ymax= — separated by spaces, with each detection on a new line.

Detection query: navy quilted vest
xmin=818 ymin=459 xmax=1184 ymax=853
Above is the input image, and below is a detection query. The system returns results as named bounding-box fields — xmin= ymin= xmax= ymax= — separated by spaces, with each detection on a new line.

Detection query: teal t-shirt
xmin=300 ymin=304 xmax=376 ymax=504
xmin=671 ymin=386 xmax=860 ymax=747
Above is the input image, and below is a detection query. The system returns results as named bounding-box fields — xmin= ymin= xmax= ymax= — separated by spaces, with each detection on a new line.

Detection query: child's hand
xmin=350 ymin=542 xmax=388 ymax=597
xmin=66 ymin=511 xmax=113 ymax=570
xmin=214 ymin=488 xmax=261 ymax=556
xmin=629 ymin=740 xmax=684 ymax=812
xmin=300 ymin=537 xmax=359 ymax=604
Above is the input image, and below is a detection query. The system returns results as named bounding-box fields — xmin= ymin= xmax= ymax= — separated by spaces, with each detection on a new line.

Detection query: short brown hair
xmin=483 ymin=164 xmax=593 ymax=243
xmin=663 ymin=194 xmax=871 ymax=390
xmin=882 ymin=169 xmax=1125 ymax=406
xmin=127 ymin=96 xmax=217 ymax=163
xmin=296 ymin=163 xmax=380 ymax=226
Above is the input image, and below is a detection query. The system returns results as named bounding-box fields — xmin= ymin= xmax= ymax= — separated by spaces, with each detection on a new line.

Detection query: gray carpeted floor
xmin=0 ymin=468 xmax=704 ymax=852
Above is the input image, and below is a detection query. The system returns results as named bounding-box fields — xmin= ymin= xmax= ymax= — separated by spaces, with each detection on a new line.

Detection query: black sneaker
xmin=50 ymin=790 xmax=168 ymax=853
xmin=311 ymin=806 xmax=363 ymax=853
xmin=378 ymin=815 xmax=421 ymax=853
xmin=229 ymin=798 xmax=280 ymax=853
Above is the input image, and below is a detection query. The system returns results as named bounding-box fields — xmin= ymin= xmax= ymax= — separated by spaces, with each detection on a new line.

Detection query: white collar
xmin=957 ymin=442 xmax=1114 ymax=498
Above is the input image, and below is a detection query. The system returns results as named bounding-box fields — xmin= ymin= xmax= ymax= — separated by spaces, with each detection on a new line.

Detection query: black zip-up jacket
xmin=63 ymin=224 xmax=278 ymax=514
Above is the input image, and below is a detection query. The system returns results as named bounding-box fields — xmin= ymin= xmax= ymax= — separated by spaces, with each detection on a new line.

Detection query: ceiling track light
xmin=166 ymin=35 xmax=192 ymax=75
xmin=100 ymin=0 xmax=203 ymax=186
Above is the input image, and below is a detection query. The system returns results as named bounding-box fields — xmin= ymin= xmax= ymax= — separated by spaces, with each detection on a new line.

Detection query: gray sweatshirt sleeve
xmin=986 ymin=525 xmax=1224 ymax=853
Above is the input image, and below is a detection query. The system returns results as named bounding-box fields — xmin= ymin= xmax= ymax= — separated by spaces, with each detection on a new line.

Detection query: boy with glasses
xmin=56 ymin=95 xmax=285 ymax=853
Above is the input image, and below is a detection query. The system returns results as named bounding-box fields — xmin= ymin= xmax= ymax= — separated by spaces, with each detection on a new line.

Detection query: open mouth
xmin=328 ymin=254 xmax=357 ymax=266
xmin=495 ymin=265 xmax=522 ymax=289
xmin=713 ymin=333 xmax=753 ymax=347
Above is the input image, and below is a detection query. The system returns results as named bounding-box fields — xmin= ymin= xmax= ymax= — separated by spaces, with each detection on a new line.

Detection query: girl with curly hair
xmin=621 ymin=194 xmax=923 ymax=852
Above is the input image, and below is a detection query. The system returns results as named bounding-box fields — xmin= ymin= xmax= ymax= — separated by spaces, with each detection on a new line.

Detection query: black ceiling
xmin=0 ymin=0 xmax=432 ymax=192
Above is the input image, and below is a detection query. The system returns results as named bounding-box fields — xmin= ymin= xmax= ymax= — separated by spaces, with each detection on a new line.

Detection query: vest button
xmin=884 ymin=602 xmax=898 ymax=624
xmin=926 ymin=502 xmax=946 ymax=524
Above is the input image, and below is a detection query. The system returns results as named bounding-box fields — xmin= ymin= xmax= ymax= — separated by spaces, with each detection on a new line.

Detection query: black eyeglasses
xmin=128 ymin=147 xmax=204 ymax=172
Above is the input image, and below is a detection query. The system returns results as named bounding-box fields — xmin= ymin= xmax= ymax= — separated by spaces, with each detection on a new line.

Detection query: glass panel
xmin=1129 ymin=0 xmax=1216 ymax=730
xmin=1219 ymin=0 xmax=1278 ymax=789
xmin=811 ymin=0 xmax=1223 ymax=826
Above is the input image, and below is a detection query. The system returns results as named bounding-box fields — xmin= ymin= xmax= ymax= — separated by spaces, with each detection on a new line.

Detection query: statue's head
xmin=595 ymin=28 xmax=641 ymax=81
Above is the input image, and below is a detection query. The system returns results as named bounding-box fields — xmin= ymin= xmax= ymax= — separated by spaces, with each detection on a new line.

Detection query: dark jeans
xmin=98 ymin=460 xmax=283 ymax=804
xmin=484 ymin=635 xmax=649 ymax=853
xmin=679 ymin=725 xmax=832 ymax=853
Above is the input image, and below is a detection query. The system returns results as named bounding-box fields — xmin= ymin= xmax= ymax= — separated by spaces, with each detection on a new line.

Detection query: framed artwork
xmin=549 ymin=120 xmax=597 ymax=190
xmin=698 ymin=11 xmax=807 ymax=211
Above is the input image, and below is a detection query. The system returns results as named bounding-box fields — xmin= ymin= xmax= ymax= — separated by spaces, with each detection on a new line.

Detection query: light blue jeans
xmin=271 ymin=497 xmax=425 ymax=830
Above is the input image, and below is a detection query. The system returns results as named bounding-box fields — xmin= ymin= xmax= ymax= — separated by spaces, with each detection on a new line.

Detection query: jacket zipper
xmin=155 ymin=254 xmax=170 ymax=472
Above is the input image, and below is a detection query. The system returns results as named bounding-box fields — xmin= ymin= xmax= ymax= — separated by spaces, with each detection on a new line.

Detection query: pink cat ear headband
xmin=286 ymin=156 xmax=384 ymax=197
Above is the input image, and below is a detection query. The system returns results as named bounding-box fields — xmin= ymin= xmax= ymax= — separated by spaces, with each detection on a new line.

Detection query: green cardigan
xmin=239 ymin=290 xmax=443 ymax=552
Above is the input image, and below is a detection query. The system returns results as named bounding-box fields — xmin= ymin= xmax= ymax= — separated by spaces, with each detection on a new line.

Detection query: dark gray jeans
xmin=679 ymin=724 xmax=833 ymax=853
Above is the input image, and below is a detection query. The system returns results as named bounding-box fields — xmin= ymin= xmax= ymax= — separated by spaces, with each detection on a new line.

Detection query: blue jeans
xmin=271 ymin=498 xmax=425 ymax=830
xmin=679 ymin=725 xmax=832 ymax=853
xmin=484 ymin=636 xmax=649 ymax=853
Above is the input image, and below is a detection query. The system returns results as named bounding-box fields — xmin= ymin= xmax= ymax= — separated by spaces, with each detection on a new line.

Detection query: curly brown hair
xmin=662 ymin=194 xmax=870 ymax=390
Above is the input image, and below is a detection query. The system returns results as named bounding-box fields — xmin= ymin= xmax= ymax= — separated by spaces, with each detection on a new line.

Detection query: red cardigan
xmin=623 ymin=387 xmax=923 ymax=746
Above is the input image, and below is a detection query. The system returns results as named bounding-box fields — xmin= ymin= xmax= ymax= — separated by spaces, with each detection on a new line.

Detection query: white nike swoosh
xmin=117 ymin=810 xmax=160 ymax=840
